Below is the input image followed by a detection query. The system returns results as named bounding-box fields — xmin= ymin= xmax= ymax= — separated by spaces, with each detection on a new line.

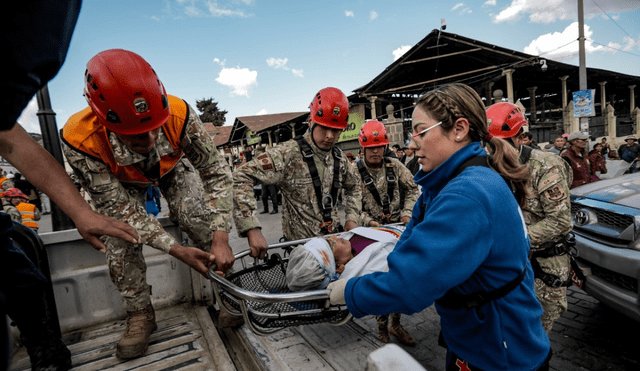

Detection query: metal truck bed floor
xmin=225 ymin=319 xmax=383 ymax=371
xmin=9 ymin=304 xmax=236 ymax=371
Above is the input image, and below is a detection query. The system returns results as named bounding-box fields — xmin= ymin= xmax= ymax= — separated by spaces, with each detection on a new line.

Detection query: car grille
xmin=571 ymin=203 xmax=634 ymax=231
xmin=584 ymin=260 xmax=639 ymax=293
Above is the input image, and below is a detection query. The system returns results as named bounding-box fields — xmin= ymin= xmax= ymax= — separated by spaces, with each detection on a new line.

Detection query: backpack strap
xmin=357 ymin=157 xmax=398 ymax=222
xmin=295 ymin=136 xmax=342 ymax=234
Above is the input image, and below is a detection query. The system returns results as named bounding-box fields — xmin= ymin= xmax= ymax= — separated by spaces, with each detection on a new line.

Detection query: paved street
xmin=37 ymin=199 xmax=640 ymax=371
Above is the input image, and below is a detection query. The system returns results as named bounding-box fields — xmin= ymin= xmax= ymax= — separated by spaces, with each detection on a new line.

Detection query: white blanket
xmin=338 ymin=227 xmax=399 ymax=280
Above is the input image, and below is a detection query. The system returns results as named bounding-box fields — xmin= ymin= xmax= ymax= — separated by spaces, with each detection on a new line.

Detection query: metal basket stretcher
xmin=207 ymin=235 xmax=352 ymax=336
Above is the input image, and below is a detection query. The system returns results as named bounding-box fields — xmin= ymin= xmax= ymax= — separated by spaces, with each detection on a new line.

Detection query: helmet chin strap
xmin=309 ymin=122 xmax=330 ymax=152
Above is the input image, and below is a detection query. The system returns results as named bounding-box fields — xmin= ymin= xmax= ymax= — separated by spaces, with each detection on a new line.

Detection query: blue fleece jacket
xmin=344 ymin=142 xmax=550 ymax=371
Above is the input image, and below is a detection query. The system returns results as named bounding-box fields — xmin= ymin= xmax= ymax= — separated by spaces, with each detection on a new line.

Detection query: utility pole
xmin=578 ymin=0 xmax=589 ymax=131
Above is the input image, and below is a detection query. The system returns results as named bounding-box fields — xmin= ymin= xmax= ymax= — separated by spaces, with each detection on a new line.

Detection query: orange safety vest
xmin=0 ymin=177 xmax=8 ymax=185
xmin=16 ymin=202 xmax=38 ymax=230
xmin=61 ymin=95 xmax=188 ymax=185
xmin=0 ymin=177 xmax=9 ymax=198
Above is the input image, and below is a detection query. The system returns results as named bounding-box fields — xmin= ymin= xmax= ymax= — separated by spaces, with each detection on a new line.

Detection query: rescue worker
xmin=0 ymin=171 xmax=14 ymax=198
xmin=61 ymin=49 xmax=234 ymax=359
xmin=233 ymin=87 xmax=361 ymax=256
xmin=14 ymin=191 xmax=40 ymax=232
xmin=2 ymin=188 xmax=24 ymax=223
xmin=356 ymin=120 xmax=419 ymax=346
xmin=487 ymin=102 xmax=573 ymax=333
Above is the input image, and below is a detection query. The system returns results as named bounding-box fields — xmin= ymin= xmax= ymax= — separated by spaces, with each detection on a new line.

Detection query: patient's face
xmin=327 ymin=236 xmax=354 ymax=266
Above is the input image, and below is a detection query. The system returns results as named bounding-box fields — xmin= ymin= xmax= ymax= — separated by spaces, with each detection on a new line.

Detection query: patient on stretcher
xmin=285 ymin=226 xmax=401 ymax=292
xmin=285 ymin=226 xmax=416 ymax=346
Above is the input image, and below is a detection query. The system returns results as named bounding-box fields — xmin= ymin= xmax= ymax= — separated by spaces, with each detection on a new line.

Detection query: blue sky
xmin=17 ymin=0 xmax=640 ymax=134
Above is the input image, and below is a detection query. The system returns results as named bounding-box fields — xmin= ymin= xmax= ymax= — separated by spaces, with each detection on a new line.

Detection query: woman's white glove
xmin=327 ymin=279 xmax=348 ymax=305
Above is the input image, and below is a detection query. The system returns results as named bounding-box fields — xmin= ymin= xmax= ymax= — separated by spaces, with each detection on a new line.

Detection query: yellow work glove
xmin=327 ymin=279 xmax=348 ymax=305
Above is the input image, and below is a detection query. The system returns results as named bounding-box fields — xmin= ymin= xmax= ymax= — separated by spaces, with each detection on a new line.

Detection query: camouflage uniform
xmin=233 ymin=131 xmax=362 ymax=241
xmin=62 ymin=103 xmax=232 ymax=312
xmin=358 ymin=157 xmax=419 ymax=226
xmin=0 ymin=178 xmax=14 ymax=193
xmin=523 ymin=148 xmax=573 ymax=333
xmin=2 ymin=199 xmax=21 ymax=222
xmin=357 ymin=156 xmax=419 ymax=345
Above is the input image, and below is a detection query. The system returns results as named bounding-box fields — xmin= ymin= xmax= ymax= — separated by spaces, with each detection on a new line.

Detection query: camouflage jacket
xmin=523 ymin=149 xmax=573 ymax=250
xmin=233 ymin=132 xmax=362 ymax=241
xmin=357 ymin=157 xmax=419 ymax=226
xmin=1 ymin=178 xmax=14 ymax=192
xmin=62 ymin=102 xmax=232 ymax=253
xmin=2 ymin=200 xmax=21 ymax=222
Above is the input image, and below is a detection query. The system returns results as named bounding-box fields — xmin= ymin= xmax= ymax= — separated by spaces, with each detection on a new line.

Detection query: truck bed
xmin=10 ymin=304 xmax=235 ymax=371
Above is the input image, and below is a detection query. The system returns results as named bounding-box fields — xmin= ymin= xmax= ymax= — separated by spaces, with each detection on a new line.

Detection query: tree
xmin=196 ymin=97 xmax=227 ymax=127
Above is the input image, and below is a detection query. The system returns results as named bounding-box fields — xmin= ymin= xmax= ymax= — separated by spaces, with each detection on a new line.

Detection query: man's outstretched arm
xmin=0 ymin=123 xmax=139 ymax=251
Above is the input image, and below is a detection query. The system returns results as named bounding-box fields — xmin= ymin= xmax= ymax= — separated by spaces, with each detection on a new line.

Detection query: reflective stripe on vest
xmin=17 ymin=202 xmax=38 ymax=229
xmin=61 ymin=95 xmax=188 ymax=185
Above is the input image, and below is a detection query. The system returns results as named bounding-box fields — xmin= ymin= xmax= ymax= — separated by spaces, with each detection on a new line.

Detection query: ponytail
xmin=485 ymin=136 xmax=530 ymax=206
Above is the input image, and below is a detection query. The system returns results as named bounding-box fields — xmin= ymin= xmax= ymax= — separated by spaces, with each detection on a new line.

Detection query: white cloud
xmin=345 ymin=10 xmax=354 ymax=17
xmin=214 ymin=61 xmax=258 ymax=97
xmin=266 ymin=57 xmax=304 ymax=78
xmin=16 ymin=97 xmax=41 ymax=134
xmin=205 ymin=1 xmax=251 ymax=17
xmin=523 ymin=22 xmax=622 ymax=60
xmin=483 ymin=0 xmax=496 ymax=6
xmin=266 ymin=57 xmax=289 ymax=69
xmin=370 ymin=11 xmax=378 ymax=20
xmin=256 ymin=109 xmax=268 ymax=115
xmin=622 ymin=36 xmax=640 ymax=52
xmin=392 ymin=45 xmax=412 ymax=61
xmin=451 ymin=3 xmax=472 ymax=14
xmin=493 ymin=0 xmax=640 ymax=24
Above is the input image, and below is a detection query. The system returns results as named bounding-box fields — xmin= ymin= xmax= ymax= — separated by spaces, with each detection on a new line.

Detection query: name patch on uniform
xmin=538 ymin=173 xmax=560 ymax=193
xmin=257 ymin=153 xmax=273 ymax=171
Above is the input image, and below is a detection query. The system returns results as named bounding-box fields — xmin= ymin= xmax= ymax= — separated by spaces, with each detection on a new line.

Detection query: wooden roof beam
xmin=401 ymin=47 xmax=482 ymax=65
xmin=383 ymin=65 xmax=499 ymax=93
xmin=440 ymin=34 xmax=531 ymax=61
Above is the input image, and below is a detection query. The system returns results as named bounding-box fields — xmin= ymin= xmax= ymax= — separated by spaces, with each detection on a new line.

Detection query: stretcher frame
xmin=207 ymin=233 xmax=353 ymax=336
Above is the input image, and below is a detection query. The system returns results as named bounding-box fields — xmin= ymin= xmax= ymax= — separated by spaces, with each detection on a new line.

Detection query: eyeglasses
xmin=410 ymin=121 xmax=443 ymax=149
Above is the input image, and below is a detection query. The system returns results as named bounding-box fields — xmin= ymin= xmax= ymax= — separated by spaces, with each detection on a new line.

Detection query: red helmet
xmin=486 ymin=102 xmax=527 ymax=139
xmin=3 ymin=188 xmax=28 ymax=199
xmin=84 ymin=49 xmax=170 ymax=135
xmin=359 ymin=120 xmax=389 ymax=148
xmin=309 ymin=87 xmax=349 ymax=129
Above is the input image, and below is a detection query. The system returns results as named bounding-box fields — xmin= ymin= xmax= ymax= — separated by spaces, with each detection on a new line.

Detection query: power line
xmin=587 ymin=38 xmax=640 ymax=58
xmin=590 ymin=0 xmax=638 ymax=42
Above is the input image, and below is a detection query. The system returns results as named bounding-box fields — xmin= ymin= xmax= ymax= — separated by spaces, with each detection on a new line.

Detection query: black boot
xmin=21 ymin=334 xmax=72 ymax=371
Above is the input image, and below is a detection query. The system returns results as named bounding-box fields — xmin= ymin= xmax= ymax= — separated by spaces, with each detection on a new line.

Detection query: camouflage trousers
xmin=533 ymin=254 xmax=570 ymax=333
xmin=375 ymin=313 xmax=402 ymax=329
xmin=106 ymin=158 xmax=216 ymax=312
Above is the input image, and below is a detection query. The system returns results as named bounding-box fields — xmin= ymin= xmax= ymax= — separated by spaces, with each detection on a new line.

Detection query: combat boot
xmin=217 ymin=299 xmax=244 ymax=328
xmin=376 ymin=315 xmax=390 ymax=343
xmin=389 ymin=314 xmax=416 ymax=346
xmin=116 ymin=304 xmax=157 ymax=359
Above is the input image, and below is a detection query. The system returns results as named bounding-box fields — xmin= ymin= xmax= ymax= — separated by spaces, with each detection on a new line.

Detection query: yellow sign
xmin=339 ymin=111 xmax=364 ymax=143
